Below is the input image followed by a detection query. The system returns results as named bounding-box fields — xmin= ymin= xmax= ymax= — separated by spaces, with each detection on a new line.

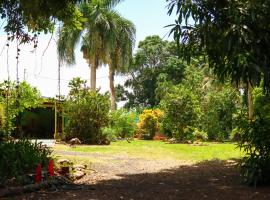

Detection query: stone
xmin=73 ymin=164 xmax=87 ymax=169
xmin=73 ymin=171 xmax=85 ymax=179
xmin=57 ymin=159 xmax=70 ymax=164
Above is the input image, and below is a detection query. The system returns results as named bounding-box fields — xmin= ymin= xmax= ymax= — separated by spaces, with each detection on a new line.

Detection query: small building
xmin=21 ymin=98 xmax=64 ymax=139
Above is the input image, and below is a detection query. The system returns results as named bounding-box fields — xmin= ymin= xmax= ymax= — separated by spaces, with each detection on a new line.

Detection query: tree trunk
xmin=248 ymin=81 xmax=254 ymax=121
xmin=90 ymin=59 xmax=97 ymax=90
xmin=109 ymin=65 xmax=116 ymax=110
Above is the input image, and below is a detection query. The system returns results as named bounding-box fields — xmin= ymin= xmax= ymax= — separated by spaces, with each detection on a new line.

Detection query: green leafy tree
xmin=0 ymin=81 xmax=42 ymax=136
xmin=167 ymin=0 xmax=270 ymax=184
xmin=236 ymin=86 xmax=270 ymax=185
xmin=0 ymin=0 xmax=86 ymax=43
xmin=167 ymin=0 xmax=270 ymax=119
xmin=64 ymin=78 xmax=110 ymax=144
xmin=123 ymin=36 xmax=185 ymax=108
xmin=161 ymin=86 xmax=201 ymax=141
xmin=201 ymin=85 xmax=239 ymax=141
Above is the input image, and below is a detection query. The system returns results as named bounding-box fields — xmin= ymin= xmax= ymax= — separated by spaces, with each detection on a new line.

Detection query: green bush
xmin=137 ymin=109 xmax=164 ymax=139
xmin=64 ymin=78 xmax=110 ymax=144
xmin=161 ymin=86 xmax=200 ymax=141
xmin=192 ymin=128 xmax=208 ymax=141
xmin=0 ymin=81 xmax=43 ymax=137
xmin=0 ymin=139 xmax=52 ymax=183
xmin=238 ymin=117 xmax=270 ymax=186
xmin=108 ymin=109 xmax=137 ymax=139
xmin=101 ymin=127 xmax=117 ymax=142
xmin=200 ymin=86 xmax=239 ymax=141
xmin=229 ymin=128 xmax=242 ymax=141
xmin=183 ymin=126 xmax=208 ymax=142
xmin=0 ymin=103 xmax=5 ymax=142
xmin=237 ymin=87 xmax=270 ymax=185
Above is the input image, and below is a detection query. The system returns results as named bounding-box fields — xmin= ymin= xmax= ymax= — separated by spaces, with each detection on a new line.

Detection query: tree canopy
xmin=0 ymin=0 xmax=86 ymax=42
xmin=122 ymin=35 xmax=185 ymax=108
xmin=166 ymin=0 xmax=270 ymax=92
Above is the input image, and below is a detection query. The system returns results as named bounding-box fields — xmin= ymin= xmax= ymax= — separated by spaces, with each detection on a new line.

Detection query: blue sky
xmin=0 ymin=0 xmax=176 ymax=97
xmin=116 ymin=0 xmax=174 ymax=45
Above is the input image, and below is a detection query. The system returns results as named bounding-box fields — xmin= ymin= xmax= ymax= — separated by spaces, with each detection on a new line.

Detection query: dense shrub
xmin=137 ymin=109 xmax=163 ymax=139
xmin=161 ymin=86 xmax=200 ymax=141
xmin=0 ymin=103 xmax=5 ymax=142
xmin=0 ymin=139 xmax=52 ymax=183
xmin=101 ymin=127 xmax=117 ymax=142
xmin=237 ymin=87 xmax=270 ymax=185
xmin=238 ymin=117 xmax=270 ymax=186
xmin=0 ymin=81 xmax=43 ymax=137
xmin=106 ymin=109 xmax=137 ymax=139
xmin=229 ymin=127 xmax=242 ymax=141
xmin=183 ymin=126 xmax=208 ymax=142
xmin=200 ymin=86 xmax=239 ymax=141
xmin=64 ymin=78 xmax=110 ymax=144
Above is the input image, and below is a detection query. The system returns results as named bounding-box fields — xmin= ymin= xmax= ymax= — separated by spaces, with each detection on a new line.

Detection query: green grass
xmin=53 ymin=140 xmax=243 ymax=163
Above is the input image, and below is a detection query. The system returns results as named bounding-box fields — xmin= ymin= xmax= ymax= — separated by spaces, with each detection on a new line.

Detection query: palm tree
xmin=57 ymin=0 xmax=124 ymax=90
xmin=107 ymin=15 xmax=135 ymax=110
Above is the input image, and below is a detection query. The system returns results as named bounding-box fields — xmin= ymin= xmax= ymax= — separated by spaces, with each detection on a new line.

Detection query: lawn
xmin=53 ymin=140 xmax=243 ymax=163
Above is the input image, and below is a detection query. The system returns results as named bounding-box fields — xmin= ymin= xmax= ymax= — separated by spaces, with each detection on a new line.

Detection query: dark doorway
xmin=21 ymin=107 xmax=54 ymax=139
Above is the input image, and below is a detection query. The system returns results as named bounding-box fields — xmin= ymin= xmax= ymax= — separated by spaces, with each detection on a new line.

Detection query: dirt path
xmin=12 ymin=151 xmax=270 ymax=200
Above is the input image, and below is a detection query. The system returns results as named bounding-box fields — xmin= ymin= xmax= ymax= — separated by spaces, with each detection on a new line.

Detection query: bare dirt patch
xmin=9 ymin=151 xmax=270 ymax=200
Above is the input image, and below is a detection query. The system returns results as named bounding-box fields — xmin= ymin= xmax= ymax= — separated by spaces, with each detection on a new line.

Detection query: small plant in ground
xmin=137 ymin=109 xmax=164 ymax=139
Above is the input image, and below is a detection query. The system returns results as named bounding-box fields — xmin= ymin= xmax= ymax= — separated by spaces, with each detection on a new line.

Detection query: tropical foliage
xmin=237 ymin=87 xmax=270 ymax=185
xmin=166 ymin=0 xmax=270 ymax=92
xmin=0 ymin=81 xmax=42 ymax=138
xmin=122 ymin=36 xmax=185 ymax=108
xmin=161 ymin=86 xmax=200 ymax=141
xmin=63 ymin=78 xmax=110 ymax=144
xmin=0 ymin=139 xmax=52 ymax=184
xmin=57 ymin=0 xmax=135 ymax=111
xmin=105 ymin=109 xmax=137 ymax=139
xmin=166 ymin=0 xmax=270 ymax=185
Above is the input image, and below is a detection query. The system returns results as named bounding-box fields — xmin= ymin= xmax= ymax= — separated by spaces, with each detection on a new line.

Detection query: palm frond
xmin=57 ymin=25 xmax=82 ymax=65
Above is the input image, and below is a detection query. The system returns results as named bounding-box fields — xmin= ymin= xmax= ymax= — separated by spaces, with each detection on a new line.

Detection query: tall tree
xmin=122 ymin=36 xmax=185 ymax=108
xmin=57 ymin=0 xmax=131 ymax=92
xmin=108 ymin=15 xmax=135 ymax=110
xmin=166 ymin=0 xmax=270 ymax=119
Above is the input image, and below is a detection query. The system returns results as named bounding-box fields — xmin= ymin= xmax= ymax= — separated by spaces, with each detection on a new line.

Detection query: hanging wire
xmin=34 ymin=47 xmax=38 ymax=78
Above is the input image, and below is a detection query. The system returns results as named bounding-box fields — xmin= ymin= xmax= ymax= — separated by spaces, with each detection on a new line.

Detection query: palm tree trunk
xmin=109 ymin=65 xmax=116 ymax=110
xmin=90 ymin=59 xmax=97 ymax=90
xmin=248 ymin=81 xmax=254 ymax=121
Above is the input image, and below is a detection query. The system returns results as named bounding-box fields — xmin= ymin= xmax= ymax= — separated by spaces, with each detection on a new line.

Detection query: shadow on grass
xmin=18 ymin=159 xmax=270 ymax=200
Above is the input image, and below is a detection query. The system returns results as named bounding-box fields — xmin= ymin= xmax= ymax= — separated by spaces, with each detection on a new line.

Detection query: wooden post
xmin=248 ymin=81 xmax=254 ymax=121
